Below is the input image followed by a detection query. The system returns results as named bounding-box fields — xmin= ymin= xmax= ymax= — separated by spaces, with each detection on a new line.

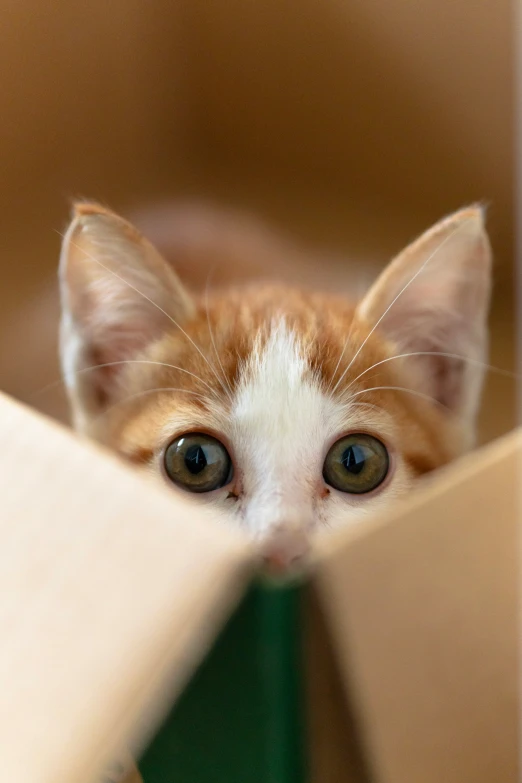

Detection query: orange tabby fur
xmin=105 ymin=284 xmax=458 ymax=475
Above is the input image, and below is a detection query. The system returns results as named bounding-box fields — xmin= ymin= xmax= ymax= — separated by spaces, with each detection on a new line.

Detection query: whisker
xmin=330 ymin=216 xmax=475 ymax=395
xmin=343 ymin=351 xmax=518 ymax=393
xmin=34 ymin=360 xmax=220 ymax=400
xmin=349 ymin=385 xmax=445 ymax=407
xmin=92 ymin=386 xmax=208 ymax=428
xmin=205 ymin=267 xmax=234 ymax=398
xmin=349 ymin=400 xmax=385 ymax=414
xmin=326 ymin=317 xmax=358 ymax=394
xmin=58 ymin=231 xmax=233 ymax=402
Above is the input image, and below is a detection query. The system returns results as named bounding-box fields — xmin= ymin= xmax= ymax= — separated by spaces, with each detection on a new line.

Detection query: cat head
xmin=59 ymin=203 xmax=492 ymax=568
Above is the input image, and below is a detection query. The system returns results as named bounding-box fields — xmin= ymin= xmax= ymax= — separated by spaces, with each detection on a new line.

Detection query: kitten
xmin=59 ymin=202 xmax=491 ymax=569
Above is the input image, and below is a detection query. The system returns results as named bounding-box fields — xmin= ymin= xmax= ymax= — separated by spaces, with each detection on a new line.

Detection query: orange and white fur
xmin=59 ymin=202 xmax=491 ymax=569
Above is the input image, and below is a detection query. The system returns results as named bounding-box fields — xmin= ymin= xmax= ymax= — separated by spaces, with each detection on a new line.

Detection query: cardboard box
xmin=0 ymin=392 xmax=517 ymax=783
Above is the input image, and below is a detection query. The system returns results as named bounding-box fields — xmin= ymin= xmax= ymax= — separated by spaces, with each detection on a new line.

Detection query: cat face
xmin=59 ymin=203 xmax=492 ymax=568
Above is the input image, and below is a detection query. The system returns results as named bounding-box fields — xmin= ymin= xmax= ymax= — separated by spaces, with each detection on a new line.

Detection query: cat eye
xmin=164 ymin=433 xmax=233 ymax=493
xmin=323 ymin=433 xmax=389 ymax=494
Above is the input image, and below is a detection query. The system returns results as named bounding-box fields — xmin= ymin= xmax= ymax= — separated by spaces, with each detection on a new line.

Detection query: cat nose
xmin=261 ymin=526 xmax=310 ymax=574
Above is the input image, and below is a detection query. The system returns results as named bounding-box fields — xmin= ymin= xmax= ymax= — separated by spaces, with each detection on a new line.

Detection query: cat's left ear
xmin=356 ymin=206 xmax=492 ymax=439
xmin=59 ymin=203 xmax=195 ymax=427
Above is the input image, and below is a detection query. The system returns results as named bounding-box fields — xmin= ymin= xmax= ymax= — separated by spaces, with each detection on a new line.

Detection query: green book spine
xmin=138 ymin=581 xmax=308 ymax=783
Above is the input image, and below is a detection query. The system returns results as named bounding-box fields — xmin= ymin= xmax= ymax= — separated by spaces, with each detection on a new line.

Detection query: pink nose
xmin=261 ymin=527 xmax=310 ymax=574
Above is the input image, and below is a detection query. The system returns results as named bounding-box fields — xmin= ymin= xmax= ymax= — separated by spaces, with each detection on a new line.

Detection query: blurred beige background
xmin=0 ymin=0 xmax=515 ymax=444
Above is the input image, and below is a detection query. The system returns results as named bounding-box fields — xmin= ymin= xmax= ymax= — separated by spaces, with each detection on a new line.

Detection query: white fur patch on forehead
xmin=241 ymin=318 xmax=312 ymax=395
xmin=230 ymin=320 xmax=343 ymax=533
xmin=234 ymin=318 xmax=321 ymax=422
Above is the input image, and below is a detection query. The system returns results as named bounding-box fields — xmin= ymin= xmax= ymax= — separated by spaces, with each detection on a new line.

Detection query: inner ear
xmin=395 ymin=324 xmax=469 ymax=411
xmin=356 ymin=206 xmax=492 ymax=433
xmin=59 ymin=202 xmax=195 ymax=426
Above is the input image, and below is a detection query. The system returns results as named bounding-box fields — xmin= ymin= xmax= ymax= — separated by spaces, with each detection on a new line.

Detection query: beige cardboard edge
xmin=312 ymin=427 xmax=520 ymax=783
xmin=0 ymin=392 xmax=256 ymax=783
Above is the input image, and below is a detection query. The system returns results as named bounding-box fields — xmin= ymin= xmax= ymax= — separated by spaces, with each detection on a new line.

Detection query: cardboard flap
xmin=305 ymin=585 xmax=373 ymax=783
xmin=0 ymin=393 xmax=254 ymax=783
xmin=313 ymin=429 xmax=520 ymax=783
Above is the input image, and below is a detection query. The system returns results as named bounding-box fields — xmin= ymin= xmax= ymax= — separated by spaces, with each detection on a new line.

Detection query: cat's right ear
xmin=59 ymin=202 xmax=195 ymax=428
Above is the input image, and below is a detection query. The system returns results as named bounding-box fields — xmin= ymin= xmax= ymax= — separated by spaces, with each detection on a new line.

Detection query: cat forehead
xmin=201 ymin=286 xmax=364 ymax=390
xmin=149 ymin=308 xmax=396 ymax=437
xmin=233 ymin=318 xmax=334 ymax=428
xmin=210 ymin=318 xmax=392 ymax=446
xmin=239 ymin=319 xmax=314 ymax=396
xmin=152 ymin=317 xmax=386 ymax=441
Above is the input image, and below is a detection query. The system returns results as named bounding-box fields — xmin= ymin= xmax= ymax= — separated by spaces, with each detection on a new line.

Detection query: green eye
xmin=164 ymin=433 xmax=233 ymax=493
xmin=323 ymin=434 xmax=389 ymax=494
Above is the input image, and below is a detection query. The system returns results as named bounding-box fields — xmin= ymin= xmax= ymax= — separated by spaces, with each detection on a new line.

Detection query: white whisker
xmin=205 ymin=269 xmax=234 ymax=398
xmin=39 ymin=359 xmax=220 ymax=399
xmin=330 ymin=216 xmax=474 ymax=395
xmin=93 ymin=386 xmax=208 ymax=428
xmin=349 ymin=385 xmax=445 ymax=407
xmin=349 ymin=400 xmax=385 ymax=414
xmin=344 ymin=351 xmax=518 ymax=392
xmin=78 ymin=360 xmax=218 ymax=396
xmin=327 ymin=316 xmax=358 ymax=393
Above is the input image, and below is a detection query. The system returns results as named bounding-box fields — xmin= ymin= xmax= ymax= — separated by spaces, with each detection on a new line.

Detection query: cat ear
xmin=59 ymin=202 xmax=195 ymax=425
xmin=356 ymin=206 xmax=492 ymax=438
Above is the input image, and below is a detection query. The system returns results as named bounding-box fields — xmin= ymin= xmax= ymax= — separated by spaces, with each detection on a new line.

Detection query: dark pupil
xmin=184 ymin=444 xmax=207 ymax=475
xmin=341 ymin=445 xmax=366 ymax=475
